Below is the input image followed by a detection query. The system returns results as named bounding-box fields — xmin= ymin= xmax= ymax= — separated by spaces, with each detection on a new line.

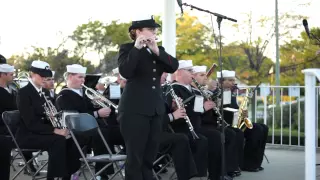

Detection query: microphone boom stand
xmin=182 ymin=3 xmax=237 ymax=180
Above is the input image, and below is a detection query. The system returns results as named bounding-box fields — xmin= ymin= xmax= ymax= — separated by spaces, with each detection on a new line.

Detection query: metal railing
xmin=236 ymin=85 xmax=320 ymax=147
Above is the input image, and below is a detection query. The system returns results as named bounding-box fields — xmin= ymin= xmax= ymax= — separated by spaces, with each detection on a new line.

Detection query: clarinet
xmin=192 ymin=78 xmax=229 ymax=127
xmin=165 ymin=82 xmax=199 ymax=139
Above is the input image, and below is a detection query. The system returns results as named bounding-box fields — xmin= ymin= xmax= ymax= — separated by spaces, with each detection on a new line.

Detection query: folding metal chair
xmin=65 ymin=113 xmax=126 ymax=180
xmin=2 ymin=110 xmax=48 ymax=180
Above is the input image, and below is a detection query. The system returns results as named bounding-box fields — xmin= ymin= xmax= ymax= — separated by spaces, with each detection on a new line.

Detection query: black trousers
xmin=223 ymin=127 xmax=241 ymax=172
xmin=92 ymin=126 xmax=125 ymax=176
xmin=0 ymin=135 xmax=12 ymax=180
xmin=242 ymin=123 xmax=268 ymax=169
xmin=17 ymin=133 xmax=85 ymax=178
xmin=119 ymin=112 xmax=162 ymax=180
xmin=227 ymin=127 xmax=244 ymax=170
xmin=158 ymin=132 xmax=198 ymax=180
xmin=198 ymin=128 xmax=223 ymax=180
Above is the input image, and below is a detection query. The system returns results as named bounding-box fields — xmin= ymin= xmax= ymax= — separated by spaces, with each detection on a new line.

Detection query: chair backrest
xmin=66 ymin=113 xmax=114 ymax=155
xmin=65 ymin=113 xmax=98 ymax=132
xmin=2 ymin=110 xmax=21 ymax=133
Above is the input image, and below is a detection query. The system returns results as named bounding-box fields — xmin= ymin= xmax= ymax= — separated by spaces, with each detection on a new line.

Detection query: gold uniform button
xmin=153 ymin=78 xmax=156 ymax=81
xmin=153 ymin=69 xmax=156 ymax=72
xmin=152 ymin=86 xmax=156 ymax=89
xmin=153 ymin=61 xmax=156 ymax=64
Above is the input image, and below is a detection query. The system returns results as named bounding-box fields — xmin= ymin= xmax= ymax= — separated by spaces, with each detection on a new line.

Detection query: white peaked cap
xmin=178 ymin=60 xmax=193 ymax=70
xmin=66 ymin=64 xmax=87 ymax=74
xmin=119 ymin=74 xmax=126 ymax=80
xmin=98 ymin=77 xmax=107 ymax=84
xmin=31 ymin=60 xmax=50 ymax=70
xmin=217 ymin=70 xmax=235 ymax=78
xmin=112 ymin=68 xmax=119 ymax=74
xmin=0 ymin=64 xmax=15 ymax=73
xmin=192 ymin=66 xmax=207 ymax=73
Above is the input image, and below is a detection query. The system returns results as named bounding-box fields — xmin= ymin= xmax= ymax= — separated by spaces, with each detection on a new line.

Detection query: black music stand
xmin=85 ymin=74 xmax=102 ymax=89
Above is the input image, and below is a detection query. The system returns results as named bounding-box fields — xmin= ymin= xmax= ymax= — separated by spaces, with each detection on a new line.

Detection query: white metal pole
xmin=162 ymin=0 xmax=176 ymax=56
xmin=302 ymin=68 xmax=320 ymax=180
xmin=163 ymin=0 xmax=176 ymax=82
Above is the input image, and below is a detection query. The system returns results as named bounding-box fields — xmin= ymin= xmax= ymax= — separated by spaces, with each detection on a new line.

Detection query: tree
xmin=70 ymin=20 xmax=131 ymax=73
xmin=279 ymin=28 xmax=320 ymax=85
xmin=7 ymin=46 xmax=95 ymax=87
xmin=175 ymin=13 xmax=274 ymax=84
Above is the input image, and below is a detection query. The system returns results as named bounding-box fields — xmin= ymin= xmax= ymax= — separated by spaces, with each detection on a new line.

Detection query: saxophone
xmin=165 ymin=82 xmax=199 ymax=139
xmin=236 ymin=89 xmax=253 ymax=131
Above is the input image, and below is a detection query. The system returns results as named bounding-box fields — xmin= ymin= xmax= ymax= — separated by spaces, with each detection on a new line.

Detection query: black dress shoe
xmin=242 ymin=167 xmax=260 ymax=172
xmin=227 ymin=172 xmax=237 ymax=178
xmin=223 ymin=175 xmax=234 ymax=180
xmin=258 ymin=166 xmax=264 ymax=171
xmin=234 ymin=170 xmax=241 ymax=176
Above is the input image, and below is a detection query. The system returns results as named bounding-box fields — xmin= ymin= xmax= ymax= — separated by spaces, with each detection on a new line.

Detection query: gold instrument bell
xmin=236 ymin=88 xmax=254 ymax=131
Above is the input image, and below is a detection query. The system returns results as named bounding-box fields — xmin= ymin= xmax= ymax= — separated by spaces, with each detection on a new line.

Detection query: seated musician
xmin=42 ymin=70 xmax=56 ymax=102
xmin=0 ymin=63 xmax=15 ymax=180
xmin=0 ymin=63 xmax=40 ymax=175
xmin=55 ymin=64 xmax=113 ymax=180
xmin=95 ymin=78 xmax=107 ymax=95
xmin=166 ymin=60 xmax=230 ymax=180
xmin=219 ymin=70 xmax=269 ymax=172
xmin=99 ymin=74 xmax=126 ymax=153
xmin=159 ymin=72 xmax=198 ymax=180
xmin=16 ymin=60 xmax=81 ymax=180
xmin=191 ymin=66 xmax=242 ymax=178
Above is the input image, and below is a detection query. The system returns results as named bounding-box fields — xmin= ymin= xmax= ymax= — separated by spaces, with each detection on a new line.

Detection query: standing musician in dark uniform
xmin=191 ymin=66 xmax=241 ymax=178
xmin=117 ymin=14 xmax=178 ymax=180
xmin=0 ymin=63 xmax=15 ymax=180
xmin=16 ymin=60 xmax=81 ymax=180
xmin=167 ymin=60 xmax=226 ymax=180
xmin=219 ymin=70 xmax=269 ymax=172
xmin=159 ymin=72 xmax=198 ymax=180
xmin=55 ymin=64 xmax=113 ymax=180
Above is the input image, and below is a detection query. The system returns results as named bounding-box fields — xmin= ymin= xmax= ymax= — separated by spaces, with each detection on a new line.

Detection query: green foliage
xmin=265 ymin=96 xmax=320 ymax=132
xmin=70 ymin=20 xmax=131 ymax=72
xmin=7 ymin=47 xmax=95 ymax=86
xmin=279 ymin=28 xmax=320 ymax=85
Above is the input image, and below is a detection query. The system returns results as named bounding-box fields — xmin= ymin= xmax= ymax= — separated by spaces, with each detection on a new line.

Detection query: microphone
xmin=176 ymin=0 xmax=184 ymax=14
xmin=302 ymin=19 xmax=310 ymax=38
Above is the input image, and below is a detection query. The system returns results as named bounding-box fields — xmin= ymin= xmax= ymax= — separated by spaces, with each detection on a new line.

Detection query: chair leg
xmin=264 ymin=153 xmax=270 ymax=164
xmin=11 ymin=154 xmax=17 ymax=171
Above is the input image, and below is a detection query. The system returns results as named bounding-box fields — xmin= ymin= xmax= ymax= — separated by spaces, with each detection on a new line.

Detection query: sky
xmin=0 ymin=0 xmax=319 ymax=65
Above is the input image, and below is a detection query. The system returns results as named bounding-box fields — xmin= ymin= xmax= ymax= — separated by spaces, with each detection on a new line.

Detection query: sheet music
xmin=110 ymin=84 xmax=121 ymax=99
xmin=193 ymin=96 xmax=204 ymax=113
xmin=223 ymin=90 xmax=231 ymax=105
xmin=223 ymin=107 xmax=239 ymax=126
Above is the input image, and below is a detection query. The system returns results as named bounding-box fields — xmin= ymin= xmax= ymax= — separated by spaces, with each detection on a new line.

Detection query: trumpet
xmin=42 ymin=92 xmax=64 ymax=128
xmin=165 ymin=82 xmax=199 ymax=140
xmin=82 ymin=84 xmax=118 ymax=113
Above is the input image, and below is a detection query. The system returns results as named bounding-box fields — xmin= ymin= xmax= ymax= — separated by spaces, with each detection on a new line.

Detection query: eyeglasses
xmin=182 ymin=69 xmax=193 ymax=73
